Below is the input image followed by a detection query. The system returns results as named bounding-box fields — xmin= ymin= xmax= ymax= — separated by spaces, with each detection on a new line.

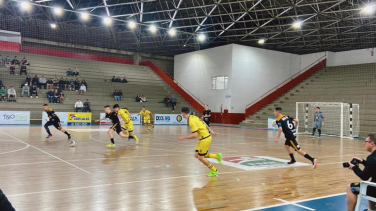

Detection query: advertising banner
xmin=154 ymin=114 xmax=187 ymax=125
xmin=67 ymin=112 xmax=91 ymax=126
xmin=99 ymin=113 xmax=141 ymax=125
xmin=268 ymin=118 xmax=278 ymax=130
xmin=0 ymin=111 xmax=30 ymax=125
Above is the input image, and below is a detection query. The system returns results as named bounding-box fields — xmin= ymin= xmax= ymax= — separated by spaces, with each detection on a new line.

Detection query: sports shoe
xmin=207 ymin=170 xmax=218 ymax=177
xmin=311 ymin=134 xmax=314 ymax=138
xmin=152 ymin=124 xmax=154 ymax=128
xmin=107 ymin=143 xmax=116 ymax=147
xmin=287 ymin=160 xmax=296 ymax=164
xmin=217 ymin=153 xmax=223 ymax=164
xmin=36 ymin=96 xmax=38 ymax=98
xmin=312 ymin=159 xmax=318 ymax=169
xmin=68 ymin=134 xmax=71 ymax=140
xmin=318 ymin=135 xmax=321 ymax=139
xmin=134 ymin=135 xmax=139 ymax=144
xmin=46 ymin=134 xmax=53 ymax=139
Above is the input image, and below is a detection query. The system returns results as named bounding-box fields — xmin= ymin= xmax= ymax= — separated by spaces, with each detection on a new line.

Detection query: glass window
xmin=211 ymin=76 xmax=228 ymax=90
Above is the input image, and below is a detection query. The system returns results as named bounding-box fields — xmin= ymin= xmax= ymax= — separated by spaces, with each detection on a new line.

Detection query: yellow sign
xmin=67 ymin=113 xmax=91 ymax=125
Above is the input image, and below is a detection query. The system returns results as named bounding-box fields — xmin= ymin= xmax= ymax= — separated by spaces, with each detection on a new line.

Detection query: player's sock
xmin=289 ymin=153 xmax=296 ymax=162
xmin=304 ymin=154 xmax=314 ymax=162
xmin=312 ymin=128 xmax=316 ymax=135
xmin=110 ymin=138 xmax=115 ymax=144
xmin=207 ymin=163 xmax=217 ymax=172
xmin=205 ymin=153 xmax=218 ymax=159
xmin=147 ymin=127 xmax=150 ymax=130
xmin=44 ymin=125 xmax=52 ymax=135
xmin=128 ymin=136 xmax=134 ymax=139
xmin=64 ymin=131 xmax=70 ymax=136
xmin=318 ymin=129 xmax=321 ymax=136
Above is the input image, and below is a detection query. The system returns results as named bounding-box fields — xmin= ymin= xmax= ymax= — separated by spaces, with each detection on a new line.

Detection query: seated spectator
xmin=74 ymin=78 xmax=80 ymax=91
xmin=79 ymin=83 xmax=86 ymax=95
xmin=59 ymin=91 xmax=64 ymax=103
xmin=21 ymin=57 xmax=29 ymax=65
xmin=136 ymin=94 xmax=142 ymax=102
xmin=81 ymin=79 xmax=87 ymax=89
xmin=10 ymin=64 xmax=15 ymax=75
xmin=0 ymin=55 xmax=3 ymax=66
xmin=0 ymin=86 xmax=6 ymax=102
xmin=19 ymin=64 xmax=27 ymax=75
xmin=68 ymin=78 xmax=75 ymax=91
xmin=53 ymin=76 xmax=59 ymax=88
xmin=64 ymin=78 xmax=70 ymax=90
xmin=7 ymin=86 xmax=16 ymax=99
xmin=39 ymin=75 xmax=47 ymax=89
xmin=47 ymin=78 xmax=53 ymax=89
xmin=21 ymin=84 xmax=29 ymax=97
xmin=118 ymin=89 xmax=123 ymax=101
xmin=163 ymin=95 xmax=170 ymax=107
xmin=141 ymin=95 xmax=147 ymax=102
xmin=75 ymin=99 xmax=84 ymax=112
xmin=29 ymin=85 xmax=38 ymax=98
xmin=32 ymin=75 xmax=39 ymax=86
xmin=116 ymin=76 xmax=121 ymax=82
xmin=46 ymin=89 xmax=54 ymax=103
xmin=73 ymin=68 xmax=80 ymax=77
xmin=58 ymin=77 xmax=65 ymax=90
xmin=121 ymin=77 xmax=128 ymax=83
xmin=111 ymin=76 xmax=116 ymax=82
xmin=4 ymin=56 xmax=10 ymax=67
xmin=66 ymin=68 xmax=73 ymax=76
xmin=84 ymin=99 xmax=91 ymax=112
xmin=25 ymin=75 xmax=32 ymax=86
xmin=11 ymin=56 xmax=19 ymax=67
xmin=114 ymin=89 xmax=120 ymax=101
xmin=53 ymin=89 xmax=59 ymax=103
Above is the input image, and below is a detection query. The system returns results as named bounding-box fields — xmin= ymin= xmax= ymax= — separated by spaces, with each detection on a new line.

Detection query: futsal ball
xmin=70 ymin=140 xmax=76 ymax=147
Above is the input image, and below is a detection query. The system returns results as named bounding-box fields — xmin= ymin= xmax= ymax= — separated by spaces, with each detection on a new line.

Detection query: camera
xmin=343 ymin=158 xmax=359 ymax=168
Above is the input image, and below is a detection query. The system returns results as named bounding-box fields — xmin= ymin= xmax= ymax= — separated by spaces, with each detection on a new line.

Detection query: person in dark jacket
xmin=0 ymin=189 xmax=15 ymax=211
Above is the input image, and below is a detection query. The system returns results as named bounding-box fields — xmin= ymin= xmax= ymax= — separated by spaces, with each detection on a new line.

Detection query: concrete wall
xmin=327 ymin=48 xmax=376 ymax=66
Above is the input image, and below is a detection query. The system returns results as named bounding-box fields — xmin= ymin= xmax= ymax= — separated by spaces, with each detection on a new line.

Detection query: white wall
xmin=174 ymin=44 xmax=325 ymax=113
xmin=327 ymin=48 xmax=376 ymax=66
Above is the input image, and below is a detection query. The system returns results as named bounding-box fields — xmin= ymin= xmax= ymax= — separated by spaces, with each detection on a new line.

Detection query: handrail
xmin=245 ymin=55 xmax=327 ymax=109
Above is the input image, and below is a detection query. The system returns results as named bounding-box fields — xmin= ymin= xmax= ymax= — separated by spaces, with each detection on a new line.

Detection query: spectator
xmin=47 ymin=78 xmax=53 ymax=89
xmin=64 ymin=78 xmax=70 ymax=90
xmin=0 ymin=55 xmax=3 ymax=66
xmin=84 ymin=99 xmax=91 ymax=112
xmin=68 ymin=78 xmax=75 ymax=91
xmin=0 ymin=189 xmax=16 ymax=211
xmin=141 ymin=95 xmax=147 ymax=102
xmin=74 ymin=78 xmax=80 ymax=91
xmin=21 ymin=57 xmax=29 ymax=65
xmin=114 ymin=89 xmax=120 ymax=101
xmin=164 ymin=95 xmax=170 ymax=107
xmin=25 ymin=75 xmax=32 ymax=86
xmin=136 ymin=94 xmax=142 ymax=102
xmin=4 ymin=56 xmax=10 ymax=67
xmin=79 ymin=83 xmax=86 ymax=95
xmin=53 ymin=76 xmax=59 ymax=88
xmin=73 ymin=68 xmax=79 ymax=77
xmin=171 ymin=95 xmax=177 ymax=112
xmin=46 ymin=89 xmax=54 ymax=103
xmin=20 ymin=64 xmax=27 ymax=75
xmin=116 ymin=76 xmax=121 ymax=82
xmin=21 ymin=84 xmax=29 ymax=97
xmin=53 ymin=89 xmax=59 ymax=103
xmin=39 ymin=75 xmax=47 ymax=89
xmin=121 ymin=77 xmax=128 ymax=83
xmin=58 ymin=77 xmax=65 ymax=90
xmin=0 ymin=87 xmax=6 ymax=102
xmin=32 ymin=75 xmax=39 ymax=86
xmin=346 ymin=133 xmax=376 ymax=211
xmin=75 ymin=99 xmax=84 ymax=112
xmin=111 ymin=76 xmax=116 ymax=82
xmin=81 ymin=79 xmax=87 ymax=89
xmin=7 ymin=86 xmax=16 ymax=99
xmin=11 ymin=56 xmax=19 ymax=66
xmin=29 ymin=84 xmax=38 ymax=98
xmin=59 ymin=91 xmax=64 ymax=103
xmin=9 ymin=64 xmax=15 ymax=75
xmin=118 ymin=89 xmax=123 ymax=101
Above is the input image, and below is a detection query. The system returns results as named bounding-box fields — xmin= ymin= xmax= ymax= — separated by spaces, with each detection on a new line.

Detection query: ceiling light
xmin=258 ymin=39 xmax=265 ymax=44
xmin=149 ymin=25 xmax=157 ymax=33
xmin=361 ymin=5 xmax=375 ymax=14
xmin=54 ymin=7 xmax=63 ymax=16
xmin=103 ymin=17 xmax=112 ymax=25
xmin=128 ymin=21 xmax=136 ymax=29
xmin=50 ymin=23 xmax=57 ymax=29
xmin=292 ymin=21 xmax=302 ymax=29
xmin=197 ymin=34 xmax=206 ymax=42
xmin=80 ymin=12 xmax=89 ymax=21
xmin=20 ymin=1 xmax=30 ymax=10
xmin=168 ymin=28 xmax=176 ymax=36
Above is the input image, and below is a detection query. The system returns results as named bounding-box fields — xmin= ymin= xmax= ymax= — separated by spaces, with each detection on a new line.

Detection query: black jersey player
xmin=201 ymin=104 xmax=212 ymax=127
xmin=43 ymin=104 xmax=73 ymax=144
xmin=274 ymin=107 xmax=317 ymax=169
xmin=95 ymin=105 xmax=129 ymax=147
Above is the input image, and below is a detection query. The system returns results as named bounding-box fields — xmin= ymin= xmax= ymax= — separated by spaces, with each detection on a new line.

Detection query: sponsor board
xmin=268 ymin=118 xmax=278 ymax=130
xmin=67 ymin=112 xmax=91 ymax=126
xmin=154 ymin=114 xmax=187 ymax=125
xmin=100 ymin=113 xmax=141 ymax=125
xmin=42 ymin=112 xmax=68 ymax=126
xmin=209 ymin=156 xmax=309 ymax=170
xmin=0 ymin=111 xmax=30 ymax=125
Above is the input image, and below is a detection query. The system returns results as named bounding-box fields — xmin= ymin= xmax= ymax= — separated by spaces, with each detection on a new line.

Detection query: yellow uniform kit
xmin=139 ymin=110 xmax=152 ymax=124
xmin=118 ymin=108 xmax=134 ymax=132
xmin=188 ymin=115 xmax=212 ymax=156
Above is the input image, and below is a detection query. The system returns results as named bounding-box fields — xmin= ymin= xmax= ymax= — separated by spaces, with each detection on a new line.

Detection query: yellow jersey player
xmin=179 ymin=107 xmax=222 ymax=177
xmin=113 ymin=104 xmax=139 ymax=144
xmin=137 ymin=106 xmax=154 ymax=131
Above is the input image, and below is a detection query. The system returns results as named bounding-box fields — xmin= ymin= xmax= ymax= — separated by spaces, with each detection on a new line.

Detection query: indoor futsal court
xmin=0 ymin=125 xmax=370 ymax=210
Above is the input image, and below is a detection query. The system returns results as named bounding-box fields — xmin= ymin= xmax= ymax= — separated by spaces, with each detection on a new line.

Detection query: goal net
xmin=296 ymin=102 xmax=360 ymax=138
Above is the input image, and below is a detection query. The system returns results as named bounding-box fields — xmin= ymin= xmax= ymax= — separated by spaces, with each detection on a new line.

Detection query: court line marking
xmin=0 ymin=131 xmax=95 ymax=176
xmin=273 ymin=198 xmax=315 ymax=210
xmin=0 ymin=139 xmax=30 ymax=155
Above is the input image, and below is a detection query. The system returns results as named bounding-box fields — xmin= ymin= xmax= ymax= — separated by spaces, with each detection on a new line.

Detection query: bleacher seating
xmin=240 ymin=63 xmax=376 ymax=138
xmin=0 ymin=50 xmax=197 ymax=124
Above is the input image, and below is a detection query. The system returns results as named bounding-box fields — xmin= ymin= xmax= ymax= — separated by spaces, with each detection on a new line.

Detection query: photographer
xmin=346 ymin=133 xmax=376 ymax=211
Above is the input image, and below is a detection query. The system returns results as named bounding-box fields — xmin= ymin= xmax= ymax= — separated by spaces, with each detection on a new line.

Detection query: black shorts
xmin=110 ymin=123 xmax=122 ymax=134
xmin=204 ymin=118 xmax=211 ymax=127
xmin=285 ymin=136 xmax=301 ymax=151
xmin=350 ymin=182 xmax=376 ymax=198
xmin=45 ymin=119 xmax=62 ymax=130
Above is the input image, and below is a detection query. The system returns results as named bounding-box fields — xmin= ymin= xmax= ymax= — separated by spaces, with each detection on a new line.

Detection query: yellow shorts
xmin=144 ymin=118 xmax=151 ymax=124
xmin=121 ymin=121 xmax=134 ymax=132
xmin=195 ymin=136 xmax=212 ymax=156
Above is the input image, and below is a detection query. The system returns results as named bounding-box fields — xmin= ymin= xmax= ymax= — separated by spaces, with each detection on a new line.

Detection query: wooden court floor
xmin=0 ymin=125 xmax=369 ymax=211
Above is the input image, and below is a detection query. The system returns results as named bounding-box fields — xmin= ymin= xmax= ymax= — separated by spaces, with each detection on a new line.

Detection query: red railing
xmin=140 ymin=61 xmax=205 ymax=112
xmin=245 ymin=56 xmax=327 ymax=117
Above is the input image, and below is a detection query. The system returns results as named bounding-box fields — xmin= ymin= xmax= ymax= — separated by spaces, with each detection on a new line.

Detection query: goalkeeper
xmin=311 ymin=107 xmax=324 ymax=138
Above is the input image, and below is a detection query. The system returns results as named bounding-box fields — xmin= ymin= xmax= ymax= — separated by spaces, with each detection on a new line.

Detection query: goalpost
xmin=296 ymin=102 xmax=360 ymax=138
